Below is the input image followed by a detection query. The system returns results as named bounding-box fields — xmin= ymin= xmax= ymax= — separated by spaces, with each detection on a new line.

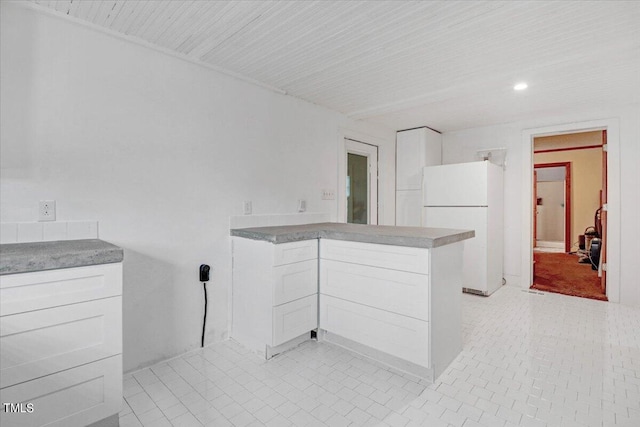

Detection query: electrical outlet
xmin=243 ymin=201 xmax=252 ymax=215
xmin=321 ymin=189 xmax=336 ymax=200
xmin=39 ymin=200 xmax=56 ymax=222
xmin=298 ymin=199 xmax=307 ymax=212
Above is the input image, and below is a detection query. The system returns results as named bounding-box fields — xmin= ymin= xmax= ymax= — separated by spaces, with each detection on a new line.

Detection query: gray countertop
xmin=0 ymin=239 xmax=124 ymax=275
xmin=231 ymin=222 xmax=474 ymax=248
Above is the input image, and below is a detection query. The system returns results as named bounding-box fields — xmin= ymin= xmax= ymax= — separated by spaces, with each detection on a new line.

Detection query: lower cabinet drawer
xmin=320 ymin=259 xmax=429 ymax=321
xmin=272 ymin=295 xmax=317 ymax=346
xmin=0 ymin=355 xmax=122 ymax=427
xmin=319 ymin=295 xmax=429 ymax=367
xmin=320 ymin=239 xmax=429 ymax=274
xmin=273 ymin=240 xmax=318 ymax=266
xmin=0 ymin=263 xmax=123 ymax=316
xmin=273 ymin=260 xmax=318 ymax=306
xmin=0 ymin=297 xmax=122 ymax=388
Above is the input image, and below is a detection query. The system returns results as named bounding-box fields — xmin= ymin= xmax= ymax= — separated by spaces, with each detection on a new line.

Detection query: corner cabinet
xmin=231 ymin=238 xmax=318 ymax=358
xmin=396 ymin=127 xmax=442 ymax=226
xmin=231 ymin=223 xmax=471 ymax=381
xmin=0 ymin=262 xmax=123 ymax=427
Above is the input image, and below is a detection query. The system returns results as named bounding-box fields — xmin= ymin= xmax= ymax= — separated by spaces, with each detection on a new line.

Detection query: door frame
xmin=600 ymin=130 xmax=608 ymax=293
xmin=339 ymin=138 xmax=379 ymax=224
xmin=521 ymin=119 xmax=619 ymax=302
xmin=533 ymin=162 xmax=572 ymax=253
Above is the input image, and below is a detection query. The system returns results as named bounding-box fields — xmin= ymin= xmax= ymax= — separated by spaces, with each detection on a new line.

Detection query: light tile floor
xmin=120 ymin=287 xmax=640 ymax=426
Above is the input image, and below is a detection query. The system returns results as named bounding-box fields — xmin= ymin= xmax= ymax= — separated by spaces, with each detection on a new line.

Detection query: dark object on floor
xmin=583 ymin=226 xmax=598 ymax=252
xmin=578 ymin=234 xmax=586 ymax=250
xmin=590 ymin=238 xmax=601 ymax=270
xmin=578 ymin=250 xmax=591 ymax=263
xmin=531 ymin=252 xmax=607 ymax=301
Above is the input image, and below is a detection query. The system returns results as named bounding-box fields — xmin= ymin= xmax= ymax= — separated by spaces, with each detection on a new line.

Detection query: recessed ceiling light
xmin=514 ymin=82 xmax=528 ymax=91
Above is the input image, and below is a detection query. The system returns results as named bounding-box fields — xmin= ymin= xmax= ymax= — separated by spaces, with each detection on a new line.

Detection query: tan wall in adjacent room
xmin=535 ymin=130 xmax=602 ymax=151
xmin=534 ymin=147 xmax=603 ymax=250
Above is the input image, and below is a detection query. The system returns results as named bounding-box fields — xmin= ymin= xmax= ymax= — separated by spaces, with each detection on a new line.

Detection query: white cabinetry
xmin=319 ymin=239 xmax=462 ymax=380
xmin=231 ymin=226 xmax=468 ymax=381
xmin=396 ymin=127 xmax=441 ymax=226
xmin=0 ymin=263 xmax=123 ymax=427
xmin=232 ymin=238 xmax=318 ymax=358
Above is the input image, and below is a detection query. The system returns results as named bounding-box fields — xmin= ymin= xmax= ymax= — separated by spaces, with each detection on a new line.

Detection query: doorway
xmin=530 ymin=131 xmax=607 ymax=301
xmin=534 ymin=163 xmax=571 ymax=253
xmin=345 ymin=139 xmax=378 ymax=224
xmin=521 ymin=119 xmax=619 ymax=302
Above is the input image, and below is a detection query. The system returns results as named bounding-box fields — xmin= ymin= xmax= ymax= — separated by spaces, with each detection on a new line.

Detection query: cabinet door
xmin=423 ymin=128 xmax=443 ymax=167
xmin=397 ymin=129 xmax=425 ymax=190
xmin=0 ymin=263 xmax=122 ymax=315
xmin=320 ymin=295 xmax=429 ymax=367
xmin=321 ymin=239 xmax=429 ymax=275
xmin=320 ymin=260 xmax=429 ymax=320
xmin=272 ymin=295 xmax=317 ymax=346
xmin=396 ymin=128 xmax=442 ymax=191
xmin=272 ymin=260 xmax=318 ymax=306
xmin=0 ymin=355 xmax=122 ymax=427
xmin=273 ymin=240 xmax=318 ymax=266
xmin=396 ymin=190 xmax=422 ymax=226
xmin=1 ymin=297 xmax=122 ymax=388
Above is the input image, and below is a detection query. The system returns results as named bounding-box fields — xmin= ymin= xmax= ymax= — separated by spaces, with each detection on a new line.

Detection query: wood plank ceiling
xmin=30 ymin=0 xmax=640 ymax=131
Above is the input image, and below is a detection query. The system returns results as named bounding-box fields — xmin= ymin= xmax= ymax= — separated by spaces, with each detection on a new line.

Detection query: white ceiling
xmin=30 ymin=0 xmax=640 ymax=132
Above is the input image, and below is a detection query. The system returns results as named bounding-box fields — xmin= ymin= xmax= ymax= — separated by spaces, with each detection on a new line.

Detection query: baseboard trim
xmin=318 ymin=329 xmax=433 ymax=382
xmin=536 ymin=240 xmax=564 ymax=249
xmin=87 ymin=414 xmax=119 ymax=427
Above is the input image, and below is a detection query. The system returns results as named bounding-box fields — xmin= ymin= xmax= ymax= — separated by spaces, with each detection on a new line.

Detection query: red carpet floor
xmin=531 ymin=252 xmax=607 ymax=301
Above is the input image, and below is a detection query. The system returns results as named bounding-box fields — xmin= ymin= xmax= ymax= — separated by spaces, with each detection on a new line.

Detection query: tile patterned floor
xmin=120 ymin=287 xmax=640 ymax=426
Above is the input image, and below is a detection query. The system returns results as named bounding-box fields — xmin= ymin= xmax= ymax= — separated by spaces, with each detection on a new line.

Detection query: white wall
xmin=442 ymin=105 xmax=640 ymax=307
xmin=536 ymin=181 xmax=564 ymax=243
xmin=535 ymin=166 xmax=565 ymax=182
xmin=0 ymin=3 xmax=395 ymax=371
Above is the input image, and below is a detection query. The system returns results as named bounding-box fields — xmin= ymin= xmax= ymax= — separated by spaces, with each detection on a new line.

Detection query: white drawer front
xmin=320 ymin=295 xmax=429 ymax=367
xmin=1 ymin=297 xmax=122 ymax=388
xmin=0 ymin=263 xmax=123 ymax=315
xmin=320 ymin=260 xmax=429 ymax=321
xmin=272 ymin=294 xmax=317 ymax=346
xmin=0 ymin=355 xmax=122 ymax=427
xmin=320 ymin=240 xmax=429 ymax=274
xmin=273 ymin=260 xmax=318 ymax=306
xmin=273 ymin=240 xmax=318 ymax=266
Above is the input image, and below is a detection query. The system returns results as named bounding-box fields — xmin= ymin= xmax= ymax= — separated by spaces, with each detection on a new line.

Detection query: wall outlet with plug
xmin=39 ymin=200 xmax=56 ymax=222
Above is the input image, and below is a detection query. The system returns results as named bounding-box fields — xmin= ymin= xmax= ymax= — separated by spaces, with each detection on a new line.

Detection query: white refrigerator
xmin=422 ymin=161 xmax=504 ymax=296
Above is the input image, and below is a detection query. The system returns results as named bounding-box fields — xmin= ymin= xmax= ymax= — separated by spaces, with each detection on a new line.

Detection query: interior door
xmin=601 ymin=131 xmax=608 ymax=293
xmin=533 ymin=170 xmax=538 ymax=248
xmin=345 ymin=139 xmax=378 ymax=224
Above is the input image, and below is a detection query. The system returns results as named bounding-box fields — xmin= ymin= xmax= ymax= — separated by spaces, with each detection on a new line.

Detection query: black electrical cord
xmin=201 ymin=282 xmax=207 ymax=348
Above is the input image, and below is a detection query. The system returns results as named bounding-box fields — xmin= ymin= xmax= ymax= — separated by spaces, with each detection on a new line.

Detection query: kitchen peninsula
xmin=231 ymin=223 xmax=473 ymax=381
